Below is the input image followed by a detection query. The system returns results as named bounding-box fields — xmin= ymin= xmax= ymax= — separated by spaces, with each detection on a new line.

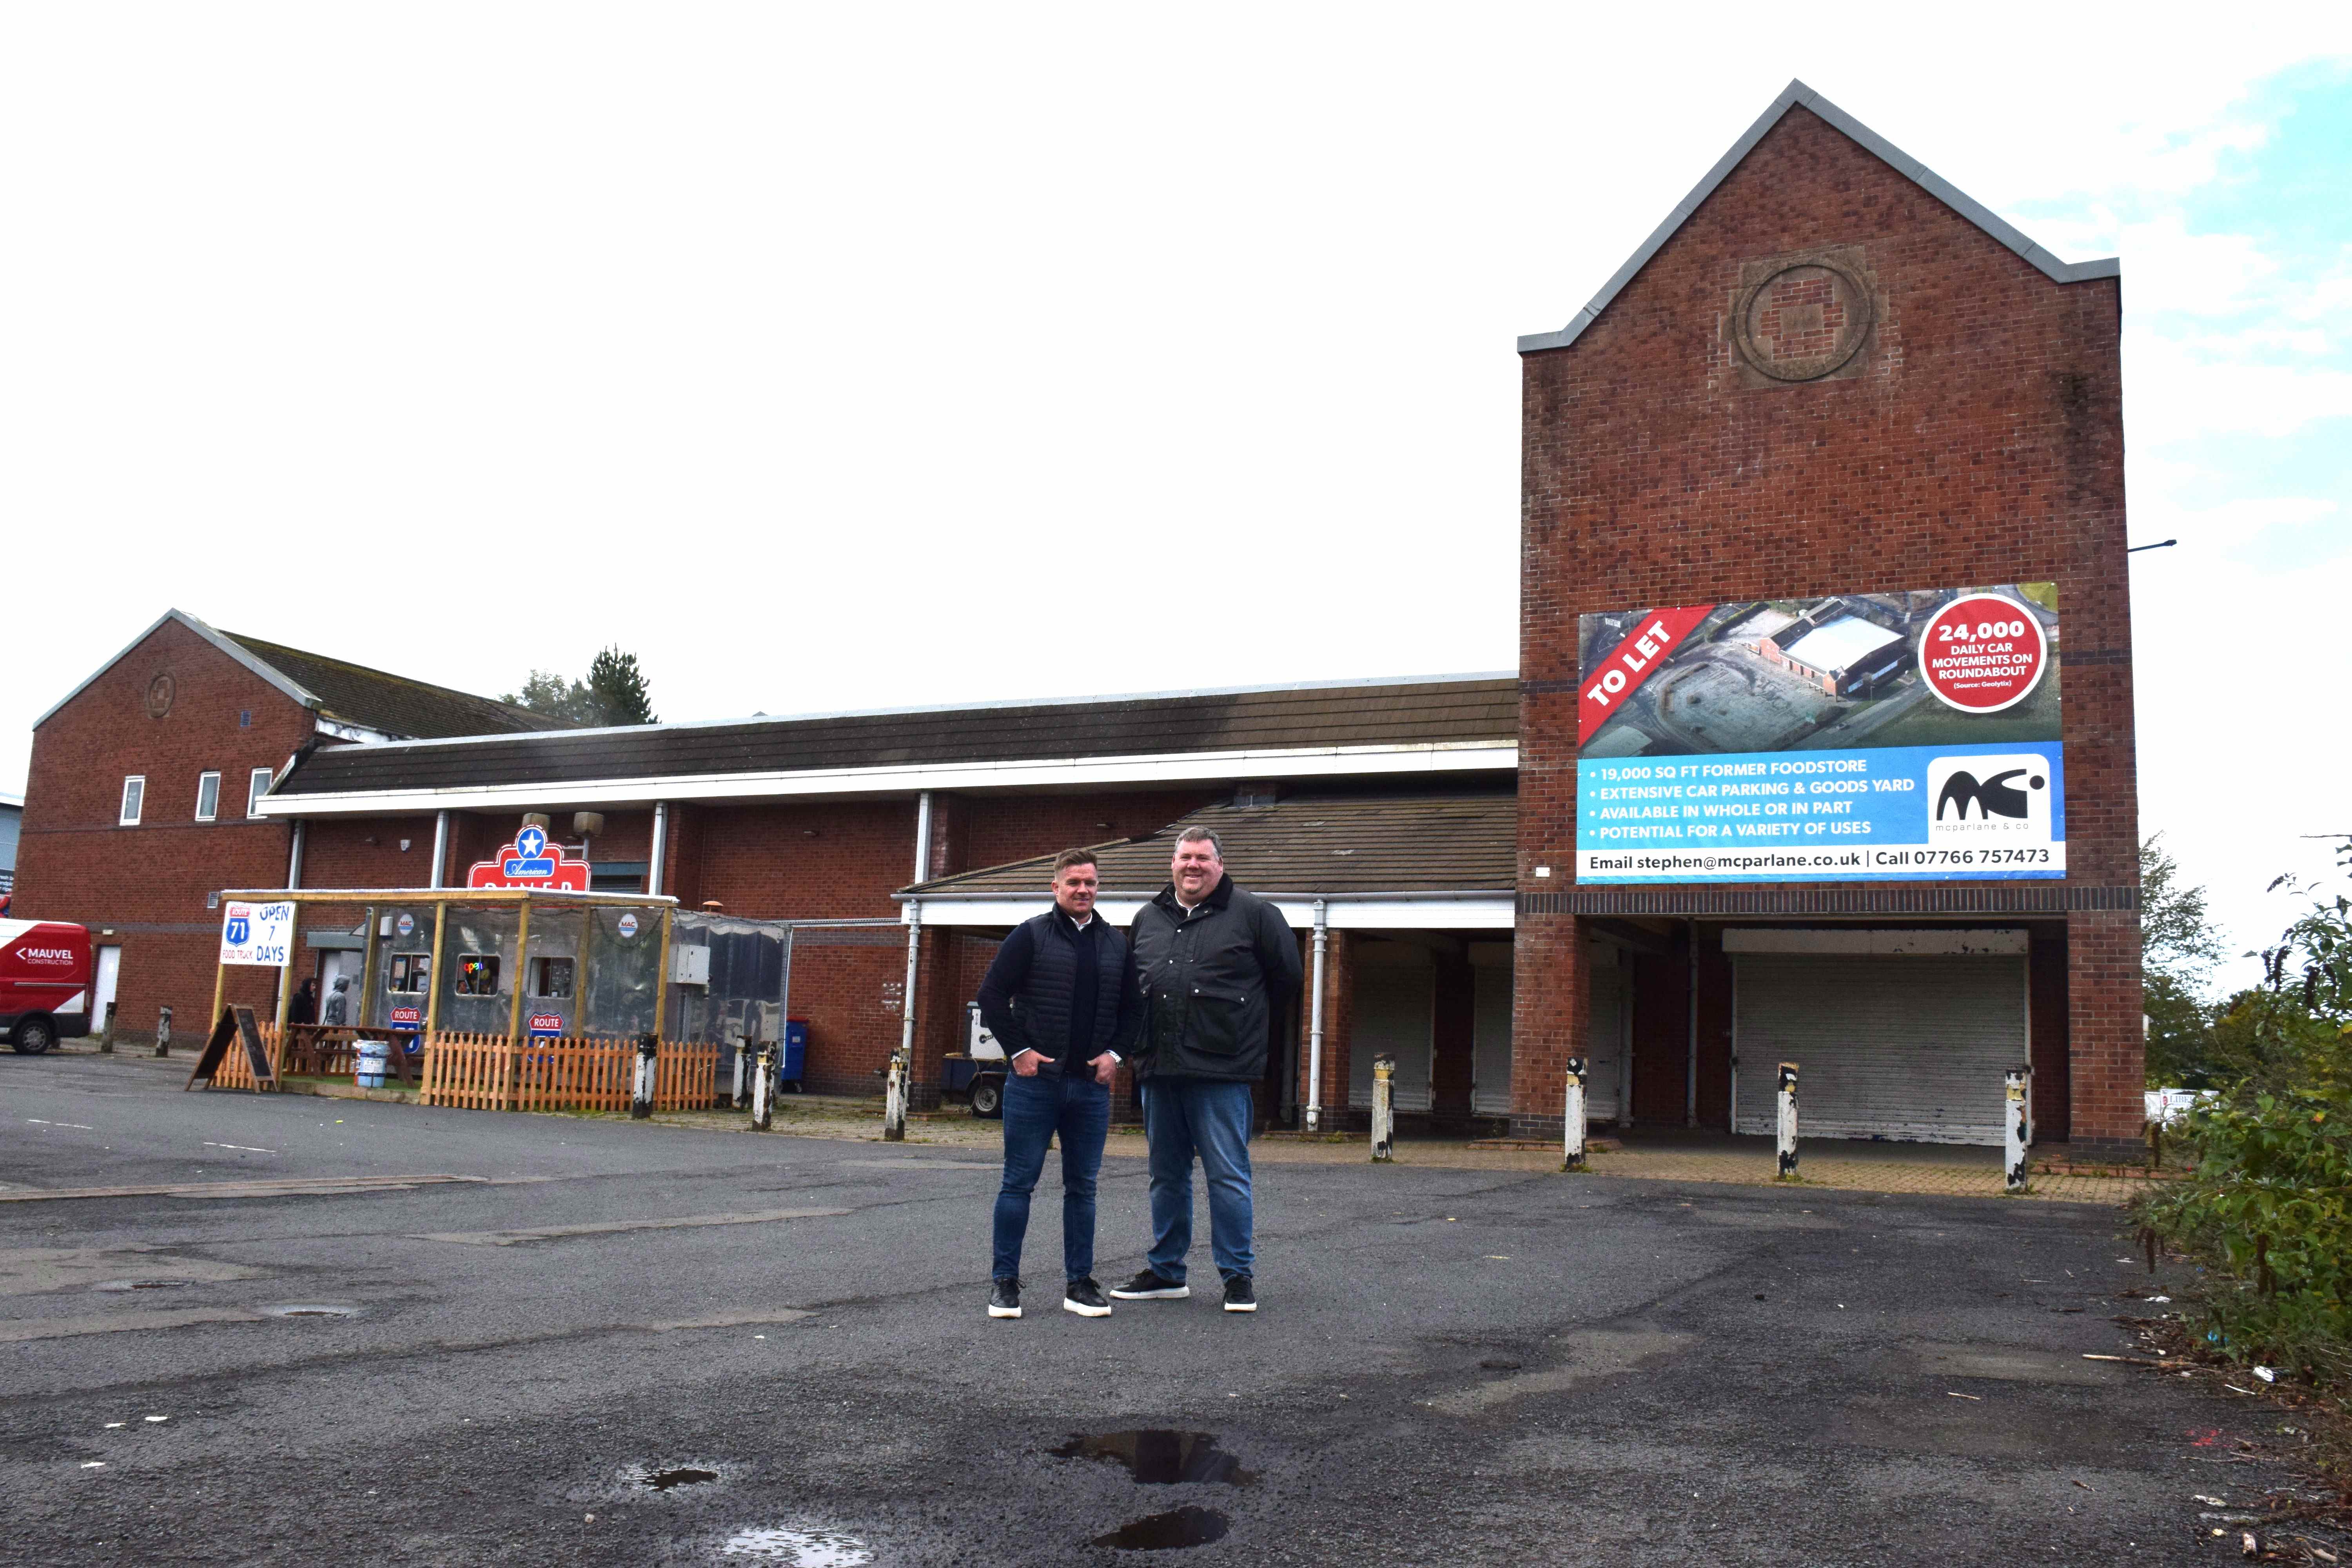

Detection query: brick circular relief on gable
xmin=145 ymin=672 xmax=176 ymax=719
xmin=1733 ymin=260 xmax=1875 ymax=381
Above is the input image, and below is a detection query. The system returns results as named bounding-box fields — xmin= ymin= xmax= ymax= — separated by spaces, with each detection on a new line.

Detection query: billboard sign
xmin=218 ymin=900 xmax=296 ymax=966
xmin=1576 ymin=584 xmax=2062 ymax=883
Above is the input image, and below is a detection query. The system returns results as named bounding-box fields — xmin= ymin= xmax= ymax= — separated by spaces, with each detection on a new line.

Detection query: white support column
xmin=887 ymin=897 xmax=920 ymax=1143
xmin=2004 ymin=1069 xmax=2031 ymax=1193
xmin=1370 ymin=1054 xmax=1395 ymax=1162
xmin=1775 ymin=1062 xmax=1799 ymax=1180
xmin=1305 ymin=899 xmax=1328 ymax=1133
xmin=285 ymin=819 xmax=306 ymax=890
xmin=647 ymin=802 xmax=669 ymax=897
xmin=1563 ymin=1055 xmax=1588 ymax=1172
xmin=428 ymin=809 xmax=449 ymax=890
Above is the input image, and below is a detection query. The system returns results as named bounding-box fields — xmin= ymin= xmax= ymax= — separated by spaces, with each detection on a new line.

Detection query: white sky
xmin=5 ymin=5 xmax=2348 ymax=985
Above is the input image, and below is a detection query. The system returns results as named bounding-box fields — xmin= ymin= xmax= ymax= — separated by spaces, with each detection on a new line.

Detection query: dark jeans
xmin=1140 ymin=1077 xmax=1254 ymax=1282
xmin=992 ymin=1069 xmax=1111 ymax=1283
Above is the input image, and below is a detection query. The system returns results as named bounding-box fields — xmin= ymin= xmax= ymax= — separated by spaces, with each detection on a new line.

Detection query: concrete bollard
xmin=750 ymin=1043 xmax=776 ymax=1132
xmin=1370 ymin=1054 xmax=1396 ymax=1162
xmin=2004 ymin=1069 xmax=2031 ymax=1193
xmin=1775 ymin=1062 xmax=1799 ymax=1180
xmin=882 ymin=1049 xmax=908 ymax=1142
xmin=630 ymin=1034 xmax=658 ymax=1120
xmin=100 ymin=1001 xmax=118 ymax=1054
xmin=154 ymin=1005 xmax=173 ymax=1059
xmin=1563 ymin=1055 xmax=1588 ymax=1172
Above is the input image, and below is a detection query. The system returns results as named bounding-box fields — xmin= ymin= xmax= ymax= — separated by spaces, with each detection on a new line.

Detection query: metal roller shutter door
xmin=1733 ymin=955 xmax=2022 ymax=1145
xmin=1348 ymin=963 xmax=1435 ymax=1114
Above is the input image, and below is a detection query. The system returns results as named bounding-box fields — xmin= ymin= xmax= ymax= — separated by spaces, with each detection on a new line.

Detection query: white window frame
xmin=247 ymin=766 xmax=274 ymax=818
xmin=194 ymin=770 xmax=221 ymax=822
xmin=119 ymin=775 xmax=145 ymax=826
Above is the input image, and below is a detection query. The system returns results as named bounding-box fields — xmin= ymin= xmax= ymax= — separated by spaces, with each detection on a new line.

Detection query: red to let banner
xmin=1918 ymin=593 xmax=2049 ymax=713
xmin=1578 ymin=603 xmax=1713 ymax=744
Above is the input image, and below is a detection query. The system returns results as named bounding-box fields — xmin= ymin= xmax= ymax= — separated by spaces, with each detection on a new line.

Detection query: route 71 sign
xmin=219 ymin=900 xmax=295 ymax=967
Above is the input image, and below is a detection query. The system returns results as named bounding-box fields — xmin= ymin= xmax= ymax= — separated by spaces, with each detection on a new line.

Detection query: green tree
xmin=2141 ymin=832 xmax=2228 ymax=1087
xmin=501 ymin=648 xmax=657 ymax=727
xmin=584 ymin=646 xmax=657 ymax=726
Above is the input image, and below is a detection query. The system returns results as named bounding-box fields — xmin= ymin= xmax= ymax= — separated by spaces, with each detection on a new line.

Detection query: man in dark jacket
xmin=975 ymin=848 xmax=1142 ymax=1321
xmin=1110 ymin=827 xmax=1301 ymax=1313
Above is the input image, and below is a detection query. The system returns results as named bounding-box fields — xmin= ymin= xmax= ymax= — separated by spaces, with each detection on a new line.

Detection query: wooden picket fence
xmin=418 ymin=1033 xmax=720 ymax=1114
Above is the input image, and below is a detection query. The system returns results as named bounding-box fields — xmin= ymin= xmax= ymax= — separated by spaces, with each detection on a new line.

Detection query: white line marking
xmin=203 ymin=1142 xmax=277 ymax=1154
xmin=27 ymin=1119 xmax=96 ymax=1130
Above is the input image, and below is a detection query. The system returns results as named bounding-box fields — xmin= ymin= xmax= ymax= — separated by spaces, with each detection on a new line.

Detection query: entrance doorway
xmin=1586 ymin=959 xmax=1631 ymax=1125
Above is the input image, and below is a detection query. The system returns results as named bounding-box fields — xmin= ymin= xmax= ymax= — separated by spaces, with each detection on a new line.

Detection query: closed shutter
xmin=1471 ymin=960 xmax=1513 ymax=1117
xmin=1733 ymin=955 xmax=2022 ymax=1145
xmin=1348 ymin=963 xmax=1434 ymax=1113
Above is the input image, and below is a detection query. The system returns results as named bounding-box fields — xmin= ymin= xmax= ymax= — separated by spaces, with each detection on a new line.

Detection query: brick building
xmin=10 ymin=610 xmax=566 ymax=1044
xmin=1514 ymin=82 xmax=2140 ymax=1157
xmin=11 ymin=82 xmax=2143 ymax=1153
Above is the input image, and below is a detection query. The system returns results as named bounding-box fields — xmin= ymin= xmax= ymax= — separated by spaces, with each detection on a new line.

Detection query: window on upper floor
xmin=119 ymin=776 xmax=145 ymax=826
xmin=247 ymin=766 xmax=274 ymax=818
xmin=194 ymin=771 xmax=221 ymax=822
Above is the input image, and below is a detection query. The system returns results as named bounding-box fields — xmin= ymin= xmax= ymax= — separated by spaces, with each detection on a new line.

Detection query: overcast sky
xmin=5 ymin=7 xmax=2347 ymax=987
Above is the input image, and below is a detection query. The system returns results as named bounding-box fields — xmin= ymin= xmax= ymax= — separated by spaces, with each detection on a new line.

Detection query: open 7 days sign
xmin=219 ymin=901 xmax=296 ymax=967
xmin=1573 ymin=583 xmax=2063 ymax=884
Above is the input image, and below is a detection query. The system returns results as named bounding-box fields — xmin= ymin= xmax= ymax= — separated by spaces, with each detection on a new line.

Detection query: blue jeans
xmin=992 ymin=1069 xmax=1111 ymax=1282
xmin=1141 ymin=1078 xmax=1254 ymax=1283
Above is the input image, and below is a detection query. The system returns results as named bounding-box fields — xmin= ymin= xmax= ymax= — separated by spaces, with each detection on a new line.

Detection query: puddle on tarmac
xmin=93 ymin=1279 xmax=196 ymax=1292
xmin=633 ymin=1466 xmax=719 ymax=1492
xmin=1091 ymin=1506 xmax=1230 ymax=1551
xmin=261 ymin=1303 xmax=360 ymax=1318
xmin=718 ymin=1526 xmax=875 ymax=1564
xmin=1049 ymin=1431 xmax=1254 ymax=1486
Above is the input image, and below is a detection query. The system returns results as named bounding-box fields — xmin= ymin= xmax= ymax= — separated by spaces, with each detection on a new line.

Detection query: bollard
xmin=1370 ymin=1054 xmax=1395 ymax=1162
xmin=750 ymin=1043 xmax=776 ymax=1132
xmin=154 ymin=1004 xmax=173 ymax=1059
xmin=100 ymin=1000 xmax=118 ymax=1054
xmin=1562 ymin=1055 xmax=1588 ymax=1172
xmin=630 ymin=1033 xmax=658 ymax=1120
xmin=882 ymin=1048 xmax=908 ymax=1142
xmin=2004 ymin=1069 xmax=2031 ymax=1193
xmin=1774 ymin=1062 xmax=1799 ymax=1180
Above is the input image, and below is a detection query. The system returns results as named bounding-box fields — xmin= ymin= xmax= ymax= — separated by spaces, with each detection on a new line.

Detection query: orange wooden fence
xmin=208 ymin=1020 xmax=285 ymax=1091
xmin=418 ymin=1034 xmax=719 ymax=1114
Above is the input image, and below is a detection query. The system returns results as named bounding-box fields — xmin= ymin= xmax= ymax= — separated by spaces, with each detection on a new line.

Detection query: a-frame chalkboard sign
xmin=185 ymin=1005 xmax=277 ymax=1092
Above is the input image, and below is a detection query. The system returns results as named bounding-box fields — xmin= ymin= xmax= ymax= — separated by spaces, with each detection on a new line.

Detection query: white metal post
xmin=751 ymin=1042 xmax=775 ymax=1132
xmin=2004 ymin=1069 xmax=2031 ymax=1193
xmin=1775 ymin=1062 xmax=1799 ymax=1179
xmin=1305 ymin=899 xmax=1328 ymax=1133
xmin=1563 ymin=1055 xmax=1587 ymax=1171
xmin=647 ymin=802 xmax=668 ymax=896
xmin=630 ymin=1033 xmax=658 ymax=1119
xmin=285 ymin=819 xmax=306 ymax=889
xmin=1370 ymin=1054 xmax=1395 ymax=1162
xmin=887 ymin=898 xmax=919 ymax=1143
xmin=428 ymin=809 xmax=449 ymax=891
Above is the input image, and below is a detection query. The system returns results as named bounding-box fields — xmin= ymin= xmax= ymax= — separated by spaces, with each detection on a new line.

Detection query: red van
xmin=1 ymin=919 xmax=92 ymax=1053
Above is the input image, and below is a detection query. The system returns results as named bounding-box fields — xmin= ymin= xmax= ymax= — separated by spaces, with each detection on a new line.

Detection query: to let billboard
xmin=1575 ymin=585 xmax=2062 ymax=883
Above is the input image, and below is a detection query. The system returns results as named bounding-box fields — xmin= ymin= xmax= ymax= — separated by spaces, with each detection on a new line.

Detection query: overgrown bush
xmin=2138 ymin=838 xmax=2352 ymax=1386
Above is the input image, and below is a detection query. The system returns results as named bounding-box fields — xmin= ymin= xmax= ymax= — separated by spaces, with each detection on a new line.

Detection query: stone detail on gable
xmin=1727 ymin=245 xmax=1880 ymax=387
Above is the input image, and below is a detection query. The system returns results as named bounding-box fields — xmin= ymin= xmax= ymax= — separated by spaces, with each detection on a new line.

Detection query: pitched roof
xmin=219 ymin=631 xmax=570 ymax=740
xmin=902 ymin=789 xmax=1518 ymax=900
xmin=1518 ymin=79 xmax=2120 ymax=355
xmin=30 ymin=610 xmax=567 ymax=741
xmin=267 ymin=674 xmax=1519 ymax=804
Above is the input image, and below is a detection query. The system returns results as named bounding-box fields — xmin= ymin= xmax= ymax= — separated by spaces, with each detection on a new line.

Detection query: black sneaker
xmin=1221 ymin=1275 xmax=1257 ymax=1313
xmin=1063 ymin=1278 xmax=1112 ymax=1318
xmin=1108 ymin=1269 xmax=1189 ymax=1301
xmin=988 ymin=1277 xmax=1022 ymax=1319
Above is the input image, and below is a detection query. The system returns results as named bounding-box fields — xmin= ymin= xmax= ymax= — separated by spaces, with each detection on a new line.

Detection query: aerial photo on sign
xmin=1575 ymin=584 xmax=2062 ymax=884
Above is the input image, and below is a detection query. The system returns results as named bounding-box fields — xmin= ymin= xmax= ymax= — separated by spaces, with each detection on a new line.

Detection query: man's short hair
xmin=1051 ymin=848 xmax=1100 ymax=877
xmin=1174 ymin=826 xmax=1223 ymax=857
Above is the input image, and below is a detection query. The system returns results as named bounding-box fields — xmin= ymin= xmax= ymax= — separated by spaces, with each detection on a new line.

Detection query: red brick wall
xmin=13 ymin=617 xmax=314 ymax=1041
xmin=1517 ymin=105 xmax=2138 ymax=1147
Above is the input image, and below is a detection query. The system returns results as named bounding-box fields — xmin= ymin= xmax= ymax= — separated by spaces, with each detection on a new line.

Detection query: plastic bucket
xmin=355 ymin=1040 xmax=390 ymax=1089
